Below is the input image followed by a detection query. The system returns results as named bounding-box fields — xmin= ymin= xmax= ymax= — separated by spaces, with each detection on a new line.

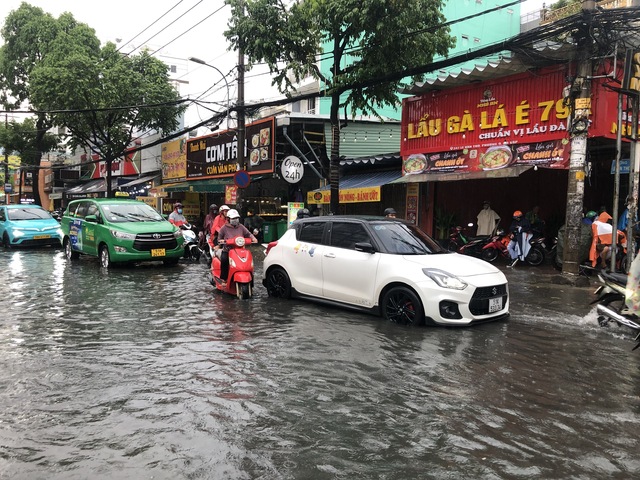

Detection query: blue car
xmin=0 ymin=204 xmax=63 ymax=248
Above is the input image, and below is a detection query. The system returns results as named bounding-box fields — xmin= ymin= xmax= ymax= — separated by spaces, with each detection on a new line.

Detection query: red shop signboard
xmin=400 ymin=65 xmax=618 ymax=175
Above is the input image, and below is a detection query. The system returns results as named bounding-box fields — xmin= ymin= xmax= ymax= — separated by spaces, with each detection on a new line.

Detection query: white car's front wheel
xmin=382 ymin=287 xmax=424 ymax=326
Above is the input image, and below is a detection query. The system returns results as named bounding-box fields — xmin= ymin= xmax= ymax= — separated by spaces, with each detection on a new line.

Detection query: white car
xmin=262 ymin=216 xmax=509 ymax=326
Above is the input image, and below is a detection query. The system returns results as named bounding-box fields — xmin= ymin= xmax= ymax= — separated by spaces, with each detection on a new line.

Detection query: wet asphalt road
xmin=0 ymin=247 xmax=639 ymax=480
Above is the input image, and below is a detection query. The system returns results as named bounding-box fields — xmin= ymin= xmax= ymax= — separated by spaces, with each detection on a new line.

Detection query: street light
xmin=188 ymin=56 xmax=231 ymax=127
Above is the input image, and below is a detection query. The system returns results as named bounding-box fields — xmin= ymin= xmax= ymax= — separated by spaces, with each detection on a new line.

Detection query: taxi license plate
xmin=33 ymin=234 xmax=51 ymax=240
xmin=489 ymin=297 xmax=502 ymax=313
xmin=151 ymin=248 xmax=166 ymax=257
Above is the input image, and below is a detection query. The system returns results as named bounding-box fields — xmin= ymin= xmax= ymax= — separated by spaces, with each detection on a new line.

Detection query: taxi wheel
xmin=64 ymin=238 xmax=79 ymax=260
xmin=99 ymin=244 xmax=111 ymax=268
xmin=2 ymin=233 xmax=11 ymax=248
xmin=382 ymin=287 xmax=424 ymax=326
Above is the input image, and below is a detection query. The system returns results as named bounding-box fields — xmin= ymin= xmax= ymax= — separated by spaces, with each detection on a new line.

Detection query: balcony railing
xmin=540 ymin=0 xmax=633 ymax=25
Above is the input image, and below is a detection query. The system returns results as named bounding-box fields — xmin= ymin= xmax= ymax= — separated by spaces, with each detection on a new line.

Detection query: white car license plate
xmin=151 ymin=248 xmax=166 ymax=257
xmin=489 ymin=296 xmax=502 ymax=313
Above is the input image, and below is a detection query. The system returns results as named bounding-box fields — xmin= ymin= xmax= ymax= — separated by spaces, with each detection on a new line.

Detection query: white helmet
xmin=227 ymin=209 xmax=240 ymax=219
xmin=219 ymin=205 xmax=230 ymax=212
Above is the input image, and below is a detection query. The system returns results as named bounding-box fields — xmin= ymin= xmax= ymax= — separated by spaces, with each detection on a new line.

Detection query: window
xmin=74 ymin=201 xmax=91 ymax=219
xmin=298 ymin=221 xmax=325 ymax=244
xmin=330 ymin=222 xmax=371 ymax=250
xmin=0 ymin=209 xmax=5 ymax=222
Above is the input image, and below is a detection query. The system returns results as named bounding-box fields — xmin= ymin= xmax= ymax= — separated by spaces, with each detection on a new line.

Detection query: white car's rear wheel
xmin=382 ymin=287 xmax=424 ymax=326
xmin=266 ymin=267 xmax=291 ymax=299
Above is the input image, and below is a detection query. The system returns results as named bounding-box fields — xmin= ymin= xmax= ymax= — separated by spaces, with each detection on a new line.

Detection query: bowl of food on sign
xmin=260 ymin=147 xmax=268 ymax=162
xmin=260 ymin=128 xmax=271 ymax=146
xmin=250 ymin=149 xmax=260 ymax=166
xmin=251 ymin=134 xmax=260 ymax=148
xmin=480 ymin=146 xmax=513 ymax=170
xmin=403 ymin=154 xmax=427 ymax=175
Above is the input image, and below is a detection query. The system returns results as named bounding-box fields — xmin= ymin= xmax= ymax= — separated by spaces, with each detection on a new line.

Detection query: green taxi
xmin=60 ymin=198 xmax=184 ymax=268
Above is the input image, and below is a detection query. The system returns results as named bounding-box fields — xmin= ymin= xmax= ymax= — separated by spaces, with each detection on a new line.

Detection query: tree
xmin=31 ymin=40 xmax=186 ymax=197
xmin=0 ymin=3 xmax=65 ymax=205
xmin=1 ymin=3 xmax=186 ymax=199
xmin=224 ymin=0 xmax=454 ymax=213
xmin=0 ymin=117 xmax=58 ymax=204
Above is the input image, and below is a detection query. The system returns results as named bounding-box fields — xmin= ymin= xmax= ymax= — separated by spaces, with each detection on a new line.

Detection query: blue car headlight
xmin=422 ymin=268 xmax=468 ymax=290
xmin=110 ymin=230 xmax=136 ymax=240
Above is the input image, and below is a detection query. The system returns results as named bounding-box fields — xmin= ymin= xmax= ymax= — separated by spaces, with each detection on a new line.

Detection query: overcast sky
xmin=0 ymin=0 xmax=549 ymax=129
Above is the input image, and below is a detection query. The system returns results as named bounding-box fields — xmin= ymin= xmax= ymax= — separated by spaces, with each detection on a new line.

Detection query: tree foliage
xmin=224 ymin=0 xmax=454 ymax=212
xmin=1 ymin=2 xmax=186 ymax=199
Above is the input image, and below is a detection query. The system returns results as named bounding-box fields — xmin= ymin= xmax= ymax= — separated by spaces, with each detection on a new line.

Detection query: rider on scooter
xmin=169 ymin=202 xmax=187 ymax=227
xmin=216 ymin=209 xmax=257 ymax=285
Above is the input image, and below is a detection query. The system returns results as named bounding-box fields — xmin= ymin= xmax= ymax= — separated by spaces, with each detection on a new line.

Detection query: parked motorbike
xmin=180 ymin=223 xmax=201 ymax=262
xmin=210 ymin=237 xmax=255 ymax=299
xmin=446 ymin=223 xmax=474 ymax=252
xmin=481 ymin=230 xmax=546 ymax=266
xmin=593 ymin=270 xmax=640 ymax=351
xmin=447 ymin=223 xmax=493 ymax=257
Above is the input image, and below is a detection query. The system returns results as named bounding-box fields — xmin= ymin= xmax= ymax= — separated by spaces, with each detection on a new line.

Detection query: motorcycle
xmin=447 ymin=223 xmax=493 ymax=257
xmin=481 ymin=229 xmax=546 ymax=266
xmin=180 ymin=223 xmax=201 ymax=262
xmin=210 ymin=236 xmax=255 ymax=299
xmin=446 ymin=223 xmax=474 ymax=252
xmin=593 ymin=270 xmax=640 ymax=351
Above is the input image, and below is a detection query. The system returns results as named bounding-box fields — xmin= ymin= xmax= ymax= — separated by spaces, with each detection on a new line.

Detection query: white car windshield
xmin=102 ymin=203 xmax=164 ymax=223
xmin=372 ymin=222 xmax=445 ymax=255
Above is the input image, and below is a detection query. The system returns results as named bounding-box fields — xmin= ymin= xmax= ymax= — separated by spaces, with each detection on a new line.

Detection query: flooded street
xmin=1 ymin=249 xmax=640 ymax=479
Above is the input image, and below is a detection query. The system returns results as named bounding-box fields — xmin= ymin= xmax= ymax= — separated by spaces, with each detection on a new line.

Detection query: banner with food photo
xmin=186 ymin=117 xmax=275 ymax=180
xmin=402 ymin=139 xmax=570 ymax=175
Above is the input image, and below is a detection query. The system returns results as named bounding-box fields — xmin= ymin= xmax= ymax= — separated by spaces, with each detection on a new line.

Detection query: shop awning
xmin=65 ymin=178 xmax=119 ymax=195
xmin=390 ymin=165 xmax=533 ymax=183
xmin=308 ymin=170 xmax=402 ymax=204
xmin=118 ymin=174 xmax=160 ymax=188
xmin=312 ymin=170 xmax=403 ymax=192
xmin=162 ymin=178 xmax=230 ymax=193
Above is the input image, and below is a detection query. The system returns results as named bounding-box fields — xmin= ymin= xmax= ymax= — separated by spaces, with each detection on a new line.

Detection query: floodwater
xmin=1 ymin=249 xmax=639 ymax=480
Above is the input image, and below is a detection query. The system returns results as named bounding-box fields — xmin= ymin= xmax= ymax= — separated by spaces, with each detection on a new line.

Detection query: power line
xmin=116 ymin=0 xmax=188 ymax=54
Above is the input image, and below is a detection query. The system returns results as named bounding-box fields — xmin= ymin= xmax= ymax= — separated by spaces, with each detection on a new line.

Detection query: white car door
xmin=321 ymin=221 xmax=380 ymax=307
xmin=280 ymin=221 xmax=325 ymax=297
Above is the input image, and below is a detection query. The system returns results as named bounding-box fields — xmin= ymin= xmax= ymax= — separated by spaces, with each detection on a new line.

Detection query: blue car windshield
xmin=372 ymin=222 xmax=445 ymax=255
xmin=8 ymin=208 xmax=52 ymax=221
xmin=101 ymin=203 xmax=164 ymax=223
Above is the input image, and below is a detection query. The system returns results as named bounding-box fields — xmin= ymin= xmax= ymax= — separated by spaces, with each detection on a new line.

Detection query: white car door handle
xmin=324 ymin=252 xmax=336 ymax=258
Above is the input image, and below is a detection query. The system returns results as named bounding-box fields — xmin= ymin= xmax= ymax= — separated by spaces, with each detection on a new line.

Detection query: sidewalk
xmin=499 ymin=261 xmax=596 ymax=318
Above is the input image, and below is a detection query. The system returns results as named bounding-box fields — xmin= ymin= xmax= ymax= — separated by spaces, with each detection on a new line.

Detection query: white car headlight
xmin=12 ymin=229 xmax=24 ymax=237
xmin=110 ymin=230 xmax=136 ymax=240
xmin=422 ymin=268 xmax=468 ymax=290
xmin=173 ymin=229 xmax=183 ymax=238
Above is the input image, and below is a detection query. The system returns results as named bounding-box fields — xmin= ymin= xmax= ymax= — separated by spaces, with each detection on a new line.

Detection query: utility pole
xmin=4 ymin=114 xmax=8 ymax=205
xmin=234 ymin=0 xmax=246 ymax=212
xmin=562 ymin=0 xmax=595 ymax=275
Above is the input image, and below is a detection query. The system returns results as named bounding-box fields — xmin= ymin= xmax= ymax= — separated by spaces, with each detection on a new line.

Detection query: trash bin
xmin=262 ymin=222 xmax=275 ymax=243
xmin=275 ymin=219 xmax=288 ymax=239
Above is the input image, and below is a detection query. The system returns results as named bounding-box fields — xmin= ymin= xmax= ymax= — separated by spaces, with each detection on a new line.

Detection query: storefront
xmin=396 ymin=61 xmax=622 ymax=239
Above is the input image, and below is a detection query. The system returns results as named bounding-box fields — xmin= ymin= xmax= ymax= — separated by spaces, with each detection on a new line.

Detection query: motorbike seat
xmin=602 ymin=270 xmax=628 ymax=287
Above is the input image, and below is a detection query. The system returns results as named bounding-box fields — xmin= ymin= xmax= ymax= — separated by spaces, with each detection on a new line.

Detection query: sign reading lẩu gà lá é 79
xmin=400 ymin=65 xmax=619 ymax=176
xmin=186 ymin=117 xmax=275 ymax=180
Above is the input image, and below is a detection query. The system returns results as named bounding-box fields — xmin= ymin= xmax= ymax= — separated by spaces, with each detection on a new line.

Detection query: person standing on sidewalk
xmin=507 ymin=210 xmax=531 ymax=267
xmin=476 ymin=201 xmax=500 ymax=236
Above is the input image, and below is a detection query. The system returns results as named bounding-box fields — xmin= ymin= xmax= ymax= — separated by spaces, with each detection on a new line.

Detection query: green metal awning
xmin=162 ymin=178 xmax=230 ymax=193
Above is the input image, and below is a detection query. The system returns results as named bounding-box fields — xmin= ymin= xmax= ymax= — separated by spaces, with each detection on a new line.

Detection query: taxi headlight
xmin=12 ymin=229 xmax=24 ymax=237
xmin=422 ymin=268 xmax=468 ymax=290
xmin=110 ymin=230 xmax=136 ymax=240
xmin=174 ymin=229 xmax=183 ymax=238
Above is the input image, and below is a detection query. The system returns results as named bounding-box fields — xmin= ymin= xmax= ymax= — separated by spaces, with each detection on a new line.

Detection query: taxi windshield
xmin=102 ymin=203 xmax=164 ymax=223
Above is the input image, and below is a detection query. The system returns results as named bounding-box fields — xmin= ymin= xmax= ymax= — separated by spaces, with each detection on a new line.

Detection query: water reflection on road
xmin=1 ymin=249 xmax=639 ymax=479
